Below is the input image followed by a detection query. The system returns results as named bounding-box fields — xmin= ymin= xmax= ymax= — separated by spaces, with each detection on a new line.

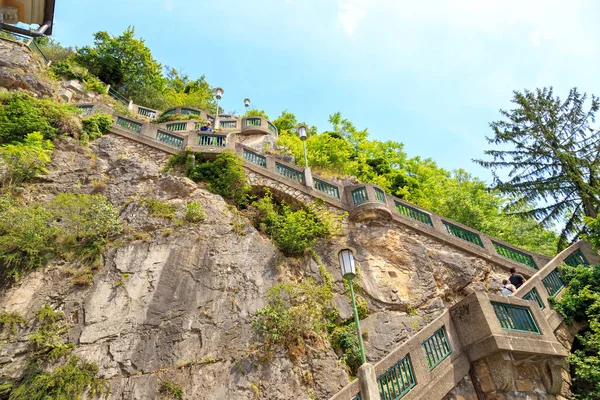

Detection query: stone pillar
xmin=358 ymin=363 xmax=380 ymax=400
xmin=304 ymin=167 xmax=313 ymax=189
xmin=128 ymin=99 xmax=134 ymax=111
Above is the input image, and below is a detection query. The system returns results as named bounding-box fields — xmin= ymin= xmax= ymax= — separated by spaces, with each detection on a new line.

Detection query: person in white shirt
xmin=501 ymin=279 xmax=516 ymax=296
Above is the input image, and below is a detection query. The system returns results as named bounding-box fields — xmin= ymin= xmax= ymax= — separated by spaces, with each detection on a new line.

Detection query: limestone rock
xmin=0 ymin=39 xmax=54 ymax=97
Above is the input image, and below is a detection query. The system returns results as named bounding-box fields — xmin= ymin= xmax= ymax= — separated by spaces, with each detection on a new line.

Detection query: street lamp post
xmin=296 ymin=125 xmax=309 ymax=169
xmin=244 ymin=98 xmax=251 ymax=109
xmin=214 ymin=87 xmax=224 ymax=129
xmin=338 ymin=248 xmax=367 ymax=365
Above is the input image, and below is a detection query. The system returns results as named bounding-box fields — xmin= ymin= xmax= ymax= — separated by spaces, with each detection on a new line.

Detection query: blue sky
xmin=51 ymin=0 xmax=600 ymax=182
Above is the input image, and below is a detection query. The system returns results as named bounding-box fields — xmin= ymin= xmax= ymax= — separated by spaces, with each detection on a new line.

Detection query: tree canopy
xmin=475 ymin=87 xmax=600 ymax=249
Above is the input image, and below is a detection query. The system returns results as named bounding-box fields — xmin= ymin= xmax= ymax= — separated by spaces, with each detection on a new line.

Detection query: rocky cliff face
xmin=0 ymin=39 xmax=54 ymax=97
xmin=0 ymin=132 xmax=514 ymax=399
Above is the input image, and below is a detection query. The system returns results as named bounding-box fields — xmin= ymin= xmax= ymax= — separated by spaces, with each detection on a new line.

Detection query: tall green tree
xmin=475 ymin=87 xmax=600 ymax=249
xmin=161 ymin=67 xmax=216 ymax=112
xmin=74 ymin=27 xmax=164 ymax=107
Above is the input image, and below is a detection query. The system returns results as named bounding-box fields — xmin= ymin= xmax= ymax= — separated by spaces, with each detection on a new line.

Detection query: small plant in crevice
xmin=142 ymin=197 xmax=176 ymax=220
xmin=159 ymin=379 xmax=184 ymax=400
xmin=80 ymin=113 xmax=113 ymax=143
xmin=0 ymin=311 xmax=27 ymax=338
xmin=184 ymin=201 xmax=206 ymax=223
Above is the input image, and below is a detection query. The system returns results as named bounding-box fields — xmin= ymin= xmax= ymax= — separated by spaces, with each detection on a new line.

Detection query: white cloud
xmin=336 ymin=0 xmax=371 ymax=37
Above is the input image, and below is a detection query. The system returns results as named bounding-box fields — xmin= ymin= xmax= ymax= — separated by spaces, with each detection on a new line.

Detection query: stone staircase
xmin=75 ymin=101 xmax=598 ymax=400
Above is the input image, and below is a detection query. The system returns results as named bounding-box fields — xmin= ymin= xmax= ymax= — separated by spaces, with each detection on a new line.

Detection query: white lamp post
xmin=338 ymin=248 xmax=367 ymax=365
xmin=214 ymin=87 xmax=224 ymax=129
xmin=297 ymin=125 xmax=309 ymax=168
xmin=244 ymin=98 xmax=251 ymax=109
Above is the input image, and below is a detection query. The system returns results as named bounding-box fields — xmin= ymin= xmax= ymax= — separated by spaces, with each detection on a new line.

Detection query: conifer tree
xmin=475 ymin=87 xmax=600 ymax=249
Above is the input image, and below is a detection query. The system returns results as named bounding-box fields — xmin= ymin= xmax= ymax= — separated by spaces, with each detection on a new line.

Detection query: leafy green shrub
xmin=81 ymin=113 xmax=113 ymax=142
xmin=184 ymin=201 xmax=206 ymax=223
xmin=188 ymin=151 xmax=251 ymax=207
xmin=0 ymin=132 xmax=54 ymax=185
xmin=49 ymin=193 xmax=122 ymax=263
xmin=330 ymin=324 xmax=362 ymax=376
xmin=252 ymin=267 xmax=334 ymax=359
xmin=159 ymin=380 xmax=184 ymax=399
xmin=552 ymin=264 xmax=600 ymax=398
xmin=252 ymin=191 xmax=341 ymax=255
xmin=0 ymin=92 xmax=80 ymax=144
xmin=0 ymin=193 xmax=121 ymax=280
xmin=142 ymin=198 xmax=176 ymax=220
xmin=50 ymin=60 xmax=107 ymax=94
xmin=28 ymin=304 xmax=73 ymax=359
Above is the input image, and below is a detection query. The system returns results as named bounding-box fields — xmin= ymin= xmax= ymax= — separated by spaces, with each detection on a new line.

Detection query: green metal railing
xmin=116 ymin=117 xmax=142 ymax=134
xmin=268 ymin=121 xmax=278 ymax=134
xmin=163 ymin=109 xmax=176 ymax=116
xmin=352 ymin=395 xmax=361 ymax=400
xmin=374 ymin=187 xmax=386 ymax=203
xmin=377 ymin=355 xmax=416 ymax=400
xmin=156 ymin=131 xmax=184 ymax=149
xmin=181 ymin=108 xmax=201 ymax=115
xmin=563 ymin=249 xmax=589 ymax=267
xmin=442 ymin=221 xmax=484 ymax=247
xmin=77 ymin=105 xmax=94 ymax=116
xmin=422 ymin=327 xmax=451 ymax=370
xmin=352 ymin=187 xmax=368 ymax=205
xmin=522 ymin=288 xmax=545 ymax=310
xmin=137 ymin=107 xmax=157 ymax=119
xmin=276 ymin=163 xmax=304 ymax=184
xmin=198 ymin=134 xmax=226 ymax=147
xmin=394 ymin=202 xmax=433 ymax=226
xmin=314 ymin=179 xmax=340 ymax=199
xmin=221 ymin=120 xmax=238 ymax=129
xmin=542 ymin=269 xmax=565 ymax=297
xmin=166 ymin=122 xmax=188 ymax=132
xmin=493 ymin=242 xmax=537 ymax=270
xmin=108 ymin=87 xmax=130 ymax=106
xmin=491 ymin=302 xmax=540 ymax=334
xmin=246 ymin=118 xmax=262 ymax=127
xmin=243 ymin=149 xmax=267 ymax=167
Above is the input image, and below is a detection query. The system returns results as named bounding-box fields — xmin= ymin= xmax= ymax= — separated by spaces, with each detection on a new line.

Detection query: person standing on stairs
xmin=508 ymin=267 xmax=526 ymax=289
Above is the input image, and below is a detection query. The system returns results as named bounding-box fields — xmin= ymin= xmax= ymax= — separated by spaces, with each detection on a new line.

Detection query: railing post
xmin=304 ymin=167 xmax=313 ymax=189
xmin=358 ymin=363 xmax=380 ymax=400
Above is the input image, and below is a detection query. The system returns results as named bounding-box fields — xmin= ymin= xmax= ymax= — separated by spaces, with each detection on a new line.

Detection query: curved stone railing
xmin=331 ymin=240 xmax=596 ymax=400
xmin=79 ymin=101 xmax=553 ymax=276
xmin=514 ymin=240 xmax=599 ymax=330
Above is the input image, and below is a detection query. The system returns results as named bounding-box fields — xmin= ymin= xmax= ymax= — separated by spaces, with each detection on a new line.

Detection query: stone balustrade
xmin=75 ymin=101 xmax=555 ymax=277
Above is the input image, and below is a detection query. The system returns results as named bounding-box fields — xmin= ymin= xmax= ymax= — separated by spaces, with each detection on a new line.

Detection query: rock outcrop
xmin=0 ymin=39 xmax=54 ymax=97
xmin=0 ymin=134 xmax=516 ymax=399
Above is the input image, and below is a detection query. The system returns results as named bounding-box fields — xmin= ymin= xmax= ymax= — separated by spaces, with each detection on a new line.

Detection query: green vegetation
xmin=252 ymin=191 xmax=341 ymax=255
xmin=142 ymin=198 xmax=176 ymax=220
xmin=0 ymin=132 xmax=54 ymax=186
xmin=81 ymin=113 xmax=113 ymax=143
xmin=0 ymin=312 xmax=26 ymax=337
xmin=186 ymin=151 xmax=251 ymax=207
xmin=274 ymin=110 xmax=559 ymax=256
xmin=159 ymin=380 xmax=184 ymax=400
xmin=252 ymin=266 xmax=335 ymax=360
xmin=0 ymin=305 xmax=107 ymax=400
xmin=184 ymin=201 xmax=206 ymax=223
xmin=552 ymin=263 xmax=600 ymax=399
xmin=0 ymin=193 xmax=121 ymax=280
xmin=0 ymin=92 xmax=79 ymax=144
xmin=476 ymin=88 xmax=600 ymax=250
xmin=50 ymin=60 xmax=107 ymax=94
